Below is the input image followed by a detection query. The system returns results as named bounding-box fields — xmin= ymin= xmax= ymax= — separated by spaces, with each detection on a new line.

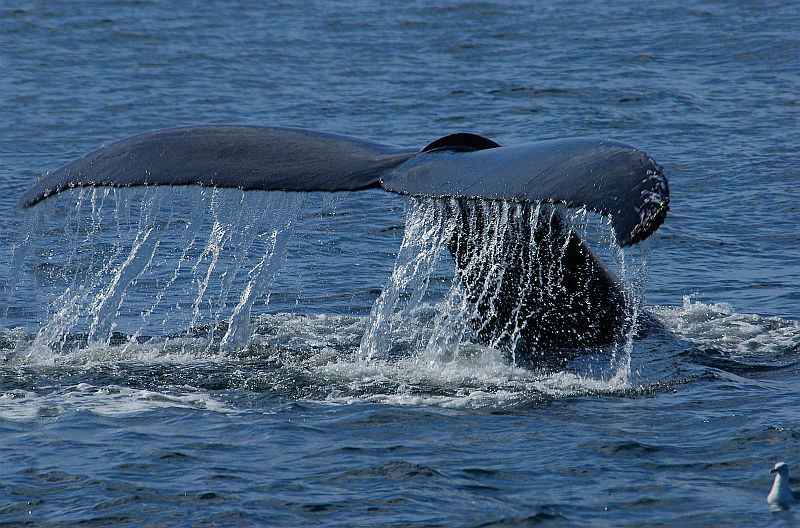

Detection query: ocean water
xmin=1 ymin=1 xmax=799 ymax=526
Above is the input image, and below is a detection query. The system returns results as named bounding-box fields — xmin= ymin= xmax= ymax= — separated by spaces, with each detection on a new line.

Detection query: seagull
xmin=768 ymin=462 xmax=799 ymax=508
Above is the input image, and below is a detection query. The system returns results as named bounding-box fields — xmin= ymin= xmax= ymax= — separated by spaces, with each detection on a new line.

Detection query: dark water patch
xmin=511 ymin=107 xmax=541 ymax=115
xmin=36 ymin=471 xmax=85 ymax=486
xmin=315 ymin=444 xmax=408 ymax=460
xmin=293 ymin=501 xmax=346 ymax=513
xmin=195 ymin=491 xmax=224 ymax=502
xmin=111 ymin=462 xmax=158 ymax=474
xmin=90 ymin=494 xmax=140 ymax=513
xmin=0 ymin=8 xmax=27 ymax=18
xmin=680 ymin=347 xmax=798 ymax=376
xmin=488 ymin=86 xmax=582 ymax=97
xmin=617 ymin=96 xmax=644 ymax=104
xmin=322 ymin=406 xmax=455 ymax=429
xmin=0 ymin=501 xmax=41 ymax=523
xmin=462 ymin=467 xmax=516 ymax=478
xmin=627 ymin=53 xmax=656 ymax=62
xmin=156 ymin=451 xmax=195 ymax=462
xmin=595 ymin=440 xmax=663 ymax=456
xmin=470 ymin=511 xmax=568 ymax=527
xmin=326 ymin=460 xmax=445 ymax=483
xmin=68 ymin=515 xmax=137 ymax=527
xmin=762 ymin=425 xmax=800 ymax=443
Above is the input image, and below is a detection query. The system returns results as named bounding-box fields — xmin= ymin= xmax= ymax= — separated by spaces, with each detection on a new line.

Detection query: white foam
xmin=653 ymin=295 xmax=800 ymax=357
xmin=3 ymin=302 xmax=643 ymax=415
xmin=0 ymin=383 xmax=235 ymax=421
xmin=316 ymin=343 xmax=632 ymax=409
xmin=12 ymin=335 xmax=221 ymax=367
xmin=5 ymin=295 xmax=797 ymax=414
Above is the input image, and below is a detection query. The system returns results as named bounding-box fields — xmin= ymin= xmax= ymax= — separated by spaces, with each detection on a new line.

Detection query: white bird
xmin=768 ymin=462 xmax=799 ymax=507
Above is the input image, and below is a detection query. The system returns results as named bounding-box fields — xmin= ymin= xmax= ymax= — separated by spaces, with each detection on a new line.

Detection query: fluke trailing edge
xmin=19 ymin=125 xmax=669 ymax=353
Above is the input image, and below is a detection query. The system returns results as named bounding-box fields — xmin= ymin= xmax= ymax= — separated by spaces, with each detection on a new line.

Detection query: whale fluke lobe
xmin=384 ymin=138 xmax=668 ymax=247
xmin=18 ymin=126 xmax=418 ymax=208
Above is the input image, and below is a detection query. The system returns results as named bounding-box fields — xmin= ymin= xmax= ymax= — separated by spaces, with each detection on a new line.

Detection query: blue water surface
xmin=1 ymin=1 xmax=799 ymax=526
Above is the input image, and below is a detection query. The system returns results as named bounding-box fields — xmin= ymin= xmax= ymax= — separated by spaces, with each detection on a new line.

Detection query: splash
xmin=15 ymin=187 xmax=305 ymax=359
xmin=655 ymin=296 xmax=800 ymax=359
xmin=359 ymin=198 xmax=458 ymax=360
xmin=8 ymin=188 xmax=649 ymax=391
xmin=359 ymin=198 xmax=650 ymax=386
xmin=0 ymin=383 xmax=235 ymax=421
xmin=608 ymin=239 xmax=649 ymax=386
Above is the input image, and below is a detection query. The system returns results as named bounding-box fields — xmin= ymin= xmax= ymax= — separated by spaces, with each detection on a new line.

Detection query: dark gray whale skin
xmin=19 ymin=125 xmax=669 ymax=354
xmin=448 ymin=200 xmax=629 ymax=352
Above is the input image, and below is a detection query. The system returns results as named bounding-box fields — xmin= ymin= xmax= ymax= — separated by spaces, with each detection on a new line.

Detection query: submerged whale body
xmin=19 ymin=126 xmax=669 ymax=355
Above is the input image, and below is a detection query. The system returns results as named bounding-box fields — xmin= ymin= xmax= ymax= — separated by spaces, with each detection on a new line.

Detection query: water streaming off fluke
xmin=7 ymin=188 xmax=649 ymax=385
xmin=10 ymin=188 xmax=305 ymax=359
xmin=359 ymin=198 xmax=649 ymax=385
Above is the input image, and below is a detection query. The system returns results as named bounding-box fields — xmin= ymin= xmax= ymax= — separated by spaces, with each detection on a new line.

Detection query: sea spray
xmin=220 ymin=192 xmax=306 ymax=352
xmin=358 ymin=198 xmax=458 ymax=360
xmin=15 ymin=186 xmax=648 ymax=388
xmin=359 ymin=197 xmax=650 ymax=385
xmin=608 ymin=240 xmax=649 ymax=387
xmin=20 ymin=188 xmax=305 ymax=357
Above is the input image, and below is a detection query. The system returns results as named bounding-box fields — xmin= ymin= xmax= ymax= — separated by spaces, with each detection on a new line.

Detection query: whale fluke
xmin=385 ymin=138 xmax=667 ymax=247
xmin=18 ymin=126 xmax=417 ymax=208
xmin=17 ymin=125 xmax=670 ymax=354
xmin=19 ymin=125 xmax=668 ymax=246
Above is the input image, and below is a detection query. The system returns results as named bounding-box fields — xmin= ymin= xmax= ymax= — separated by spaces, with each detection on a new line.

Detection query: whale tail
xmin=18 ymin=125 xmax=668 ymax=354
xmin=19 ymin=125 xmax=667 ymax=247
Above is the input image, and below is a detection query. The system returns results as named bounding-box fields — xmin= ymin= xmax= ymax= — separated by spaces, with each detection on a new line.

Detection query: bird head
xmin=771 ymin=462 xmax=789 ymax=476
